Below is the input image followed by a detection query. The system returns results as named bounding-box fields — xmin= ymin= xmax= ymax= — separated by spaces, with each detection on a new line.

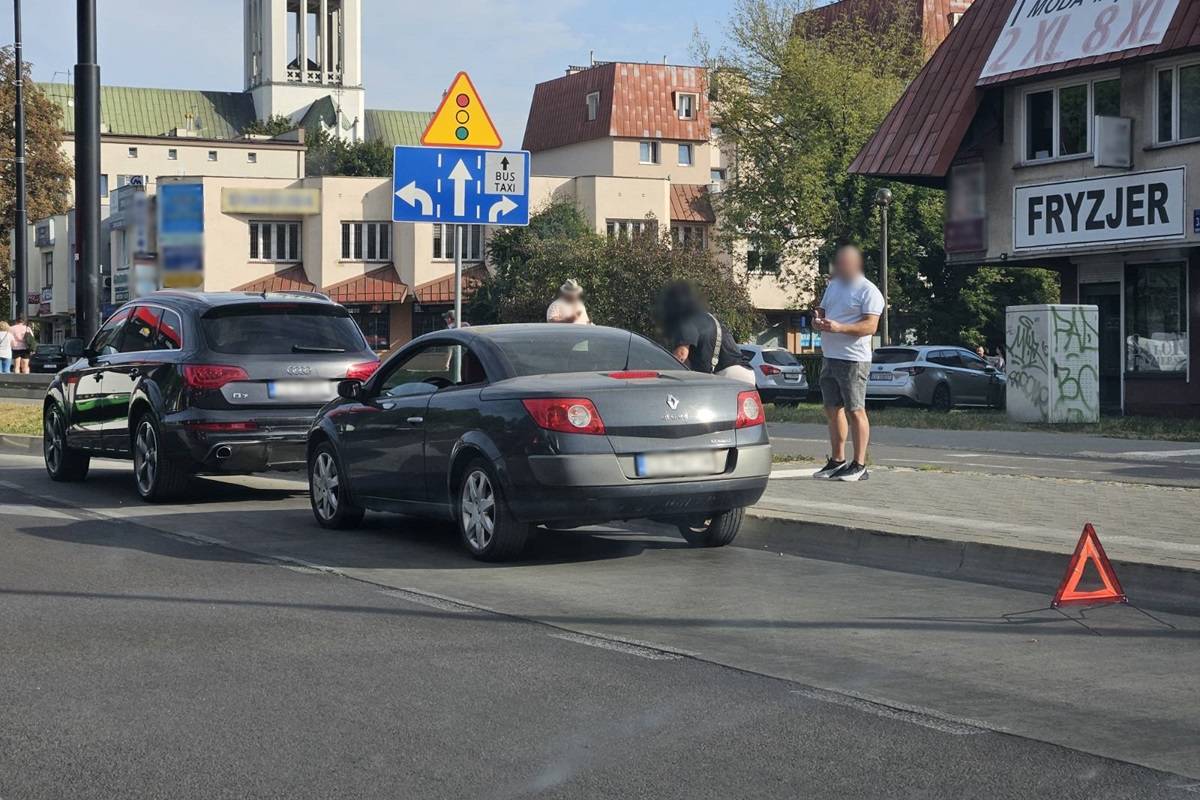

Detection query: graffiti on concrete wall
xmin=1008 ymin=313 xmax=1050 ymax=417
xmin=1051 ymin=307 xmax=1099 ymax=422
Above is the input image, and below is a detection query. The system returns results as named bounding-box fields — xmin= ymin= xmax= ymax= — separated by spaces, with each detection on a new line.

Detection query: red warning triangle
xmin=1052 ymin=523 xmax=1127 ymax=608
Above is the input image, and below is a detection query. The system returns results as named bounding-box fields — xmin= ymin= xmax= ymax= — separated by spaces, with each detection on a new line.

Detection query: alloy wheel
xmin=311 ymin=451 xmax=340 ymax=521
xmin=44 ymin=408 xmax=63 ymax=473
xmin=461 ymin=469 xmax=496 ymax=552
xmin=134 ymin=420 xmax=159 ymax=495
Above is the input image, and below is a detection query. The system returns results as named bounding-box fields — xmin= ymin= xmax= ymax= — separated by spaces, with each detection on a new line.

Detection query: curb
xmin=737 ymin=511 xmax=1200 ymax=616
xmin=0 ymin=434 xmax=42 ymax=455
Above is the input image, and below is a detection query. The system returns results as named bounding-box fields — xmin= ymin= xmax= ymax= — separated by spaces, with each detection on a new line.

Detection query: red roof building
xmin=851 ymin=0 xmax=1200 ymax=417
xmin=800 ymin=0 xmax=975 ymax=56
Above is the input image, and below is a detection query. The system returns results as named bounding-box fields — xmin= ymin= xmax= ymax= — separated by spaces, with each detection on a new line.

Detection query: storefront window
xmin=347 ymin=304 xmax=391 ymax=351
xmin=1125 ymin=263 xmax=1188 ymax=375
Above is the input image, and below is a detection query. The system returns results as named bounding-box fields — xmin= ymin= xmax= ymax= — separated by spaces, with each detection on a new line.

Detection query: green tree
xmin=241 ymin=114 xmax=296 ymax=137
xmin=0 ymin=47 xmax=73 ymax=311
xmin=305 ymin=128 xmax=392 ymax=177
xmin=702 ymin=0 xmax=1058 ymax=346
xmin=472 ymin=201 xmax=760 ymax=342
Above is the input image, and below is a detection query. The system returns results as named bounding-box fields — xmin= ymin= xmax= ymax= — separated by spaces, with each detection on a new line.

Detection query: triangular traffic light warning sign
xmin=420 ymin=72 xmax=502 ymax=149
xmin=1052 ymin=523 xmax=1127 ymax=607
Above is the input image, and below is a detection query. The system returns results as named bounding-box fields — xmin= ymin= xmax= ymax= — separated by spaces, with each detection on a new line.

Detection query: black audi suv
xmin=43 ymin=291 xmax=380 ymax=500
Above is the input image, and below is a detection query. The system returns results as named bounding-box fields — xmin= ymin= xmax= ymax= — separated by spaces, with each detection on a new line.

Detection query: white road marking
xmin=380 ymin=588 xmax=486 ymax=614
xmin=548 ymin=631 xmax=690 ymax=661
xmin=789 ymin=687 xmax=987 ymax=735
xmin=0 ymin=503 xmax=77 ymax=520
xmin=1076 ymin=449 xmax=1200 ymax=461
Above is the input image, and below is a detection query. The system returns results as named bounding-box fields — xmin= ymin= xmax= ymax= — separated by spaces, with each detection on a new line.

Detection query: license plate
xmin=784 ymin=373 xmax=800 ymax=382
xmin=634 ymin=450 xmax=726 ymax=478
xmin=869 ymin=372 xmax=892 ymax=382
xmin=267 ymin=380 xmax=335 ymax=402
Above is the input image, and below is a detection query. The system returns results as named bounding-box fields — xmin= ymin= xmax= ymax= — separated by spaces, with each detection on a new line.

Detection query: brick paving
xmin=759 ymin=466 xmax=1200 ymax=570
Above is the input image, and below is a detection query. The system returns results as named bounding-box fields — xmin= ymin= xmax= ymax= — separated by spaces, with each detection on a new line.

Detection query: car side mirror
xmin=63 ymin=337 xmax=85 ymax=358
xmin=337 ymin=379 xmax=364 ymax=401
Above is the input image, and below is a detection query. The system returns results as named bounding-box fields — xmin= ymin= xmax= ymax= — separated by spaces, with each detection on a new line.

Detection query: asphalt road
xmin=2 ymin=455 xmax=1199 ymax=798
xmin=768 ymin=422 xmax=1200 ymax=486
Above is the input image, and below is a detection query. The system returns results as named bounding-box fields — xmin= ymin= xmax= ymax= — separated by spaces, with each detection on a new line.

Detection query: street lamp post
xmin=13 ymin=0 xmax=27 ymax=322
xmin=874 ymin=187 xmax=893 ymax=347
xmin=74 ymin=0 xmax=102 ymax=340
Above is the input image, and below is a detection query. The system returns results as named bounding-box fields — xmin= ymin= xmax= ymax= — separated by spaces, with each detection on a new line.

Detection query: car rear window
xmin=872 ymin=348 xmax=918 ymax=364
xmin=761 ymin=349 xmax=798 ymax=366
xmin=487 ymin=328 xmax=681 ymax=377
xmin=200 ymin=304 xmax=369 ymax=355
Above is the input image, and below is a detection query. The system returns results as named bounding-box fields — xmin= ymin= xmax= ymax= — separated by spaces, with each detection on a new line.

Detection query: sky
xmin=0 ymin=0 xmax=739 ymax=146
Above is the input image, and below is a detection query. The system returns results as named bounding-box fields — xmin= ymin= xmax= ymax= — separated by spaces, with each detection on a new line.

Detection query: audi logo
xmin=285 ymin=365 xmax=313 ymax=376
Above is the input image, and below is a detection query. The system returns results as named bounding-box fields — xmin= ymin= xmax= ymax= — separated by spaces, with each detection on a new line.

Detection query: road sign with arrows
xmin=391 ymin=145 xmax=530 ymax=227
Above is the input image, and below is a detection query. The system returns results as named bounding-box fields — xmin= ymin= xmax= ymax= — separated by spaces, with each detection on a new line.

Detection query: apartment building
xmin=799 ymin=0 xmax=975 ymax=56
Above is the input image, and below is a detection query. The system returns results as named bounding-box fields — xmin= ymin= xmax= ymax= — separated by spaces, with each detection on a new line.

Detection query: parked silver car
xmin=739 ymin=344 xmax=809 ymax=403
xmin=867 ymin=346 xmax=1005 ymax=411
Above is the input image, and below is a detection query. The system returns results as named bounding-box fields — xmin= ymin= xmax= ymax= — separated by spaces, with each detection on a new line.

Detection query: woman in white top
xmin=0 ymin=321 xmax=13 ymax=374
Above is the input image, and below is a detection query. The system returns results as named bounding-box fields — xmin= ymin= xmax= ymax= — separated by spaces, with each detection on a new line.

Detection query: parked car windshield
xmin=872 ymin=348 xmax=919 ymax=364
xmin=761 ymin=349 xmax=799 ymax=366
xmin=485 ymin=327 xmax=681 ymax=377
xmin=200 ymin=304 xmax=369 ymax=355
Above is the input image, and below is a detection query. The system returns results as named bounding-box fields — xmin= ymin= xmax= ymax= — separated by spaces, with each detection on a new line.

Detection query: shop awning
xmin=323 ymin=264 xmax=409 ymax=304
xmin=233 ymin=265 xmax=316 ymax=294
xmin=415 ymin=265 xmax=487 ymax=304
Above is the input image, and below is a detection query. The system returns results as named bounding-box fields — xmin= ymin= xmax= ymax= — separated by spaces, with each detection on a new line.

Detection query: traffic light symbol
xmin=421 ymin=72 xmax=502 ymax=149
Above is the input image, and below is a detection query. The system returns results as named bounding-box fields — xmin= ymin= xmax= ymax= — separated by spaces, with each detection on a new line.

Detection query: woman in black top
xmin=658 ymin=282 xmax=755 ymax=383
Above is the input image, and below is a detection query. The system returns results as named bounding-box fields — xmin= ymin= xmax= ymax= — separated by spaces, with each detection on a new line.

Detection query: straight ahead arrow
xmin=488 ymin=195 xmax=519 ymax=223
xmin=500 ymin=157 xmax=510 ymax=171
xmin=449 ymin=159 xmax=472 ymax=218
xmin=395 ymin=181 xmax=433 ymax=215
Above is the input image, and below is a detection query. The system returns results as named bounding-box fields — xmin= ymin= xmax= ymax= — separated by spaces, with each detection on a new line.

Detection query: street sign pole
xmin=13 ymin=0 xmax=27 ymax=323
xmin=74 ymin=0 xmax=102 ymax=339
xmin=454 ymin=224 xmax=463 ymax=329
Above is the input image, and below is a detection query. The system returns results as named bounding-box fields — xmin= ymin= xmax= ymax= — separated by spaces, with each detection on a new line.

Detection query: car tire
xmin=457 ymin=457 xmax=529 ymax=562
xmin=931 ymin=383 xmax=952 ymax=412
xmin=677 ymin=507 xmax=745 ymax=548
xmin=308 ymin=441 xmax=365 ymax=529
xmin=43 ymin=404 xmax=90 ymax=482
xmin=131 ymin=412 xmax=190 ymax=502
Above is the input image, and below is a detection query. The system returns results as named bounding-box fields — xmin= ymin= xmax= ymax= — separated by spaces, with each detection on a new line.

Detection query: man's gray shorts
xmin=820 ymin=358 xmax=870 ymax=412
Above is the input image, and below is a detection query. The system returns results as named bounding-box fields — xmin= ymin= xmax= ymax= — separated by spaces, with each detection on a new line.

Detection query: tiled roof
xmin=40 ymin=83 xmax=257 ymax=140
xmin=522 ymin=62 xmax=710 ymax=152
xmin=415 ymin=265 xmax=487 ymax=304
xmin=364 ymin=109 xmax=434 ymax=147
xmin=800 ymin=0 xmax=974 ymax=55
xmin=233 ymin=265 xmax=315 ymax=293
xmin=324 ymin=265 xmax=409 ymax=304
xmin=669 ymin=184 xmax=715 ymax=223
xmin=850 ymin=0 xmax=1200 ymax=181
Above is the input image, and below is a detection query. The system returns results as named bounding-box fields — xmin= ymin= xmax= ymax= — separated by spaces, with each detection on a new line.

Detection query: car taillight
xmin=182 ymin=364 xmax=249 ymax=390
xmin=759 ymin=364 xmax=782 ymax=376
xmin=346 ymin=360 xmax=380 ymax=381
xmin=895 ymin=366 xmax=925 ymax=376
xmin=182 ymin=421 xmax=258 ymax=432
xmin=522 ymin=398 xmax=606 ymax=435
xmin=607 ymin=371 xmax=659 ymax=379
xmin=736 ymin=390 xmax=765 ymax=428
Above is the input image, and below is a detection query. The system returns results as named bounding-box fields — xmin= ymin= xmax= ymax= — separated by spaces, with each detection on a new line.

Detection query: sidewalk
xmin=761 ymin=467 xmax=1200 ymax=571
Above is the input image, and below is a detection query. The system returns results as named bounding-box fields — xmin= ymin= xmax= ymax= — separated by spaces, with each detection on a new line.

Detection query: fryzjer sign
xmin=981 ymin=0 xmax=1181 ymax=80
xmin=1013 ymin=168 xmax=1185 ymax=250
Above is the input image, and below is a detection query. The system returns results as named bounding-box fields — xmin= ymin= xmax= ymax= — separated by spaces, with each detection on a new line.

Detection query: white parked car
xmin=867 ymin=346 xmax=1006 ymax=411
xmin=739 ymin=344 xmax=809 ymax=404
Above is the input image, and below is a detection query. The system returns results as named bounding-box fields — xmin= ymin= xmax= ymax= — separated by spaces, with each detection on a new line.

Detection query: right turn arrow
xmin=488 ymin=195 xmax=518 ymax=222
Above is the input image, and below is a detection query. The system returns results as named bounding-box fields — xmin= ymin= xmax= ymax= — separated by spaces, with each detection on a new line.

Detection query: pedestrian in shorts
xmin=812 ymin=245 xmax=884 ymax=482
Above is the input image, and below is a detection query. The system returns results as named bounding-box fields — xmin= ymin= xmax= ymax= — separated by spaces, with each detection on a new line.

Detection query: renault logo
xmin=666 ymin=394 xmax=679 ymax=410
xmin=285 ymin=365 xmax=312 ymax=376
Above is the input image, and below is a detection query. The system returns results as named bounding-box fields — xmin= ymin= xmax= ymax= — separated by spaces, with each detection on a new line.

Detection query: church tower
xmin=244 ymin=0 xmax=365 ymax=141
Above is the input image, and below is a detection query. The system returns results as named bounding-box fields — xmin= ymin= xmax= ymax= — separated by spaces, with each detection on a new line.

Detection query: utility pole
xmin=73 ymin=0 xmax=101 ymax=339
xmin=13 ymin=0 xmax=27 ymax=322
xmin=874 ymin=187 xmax=893 ymax=347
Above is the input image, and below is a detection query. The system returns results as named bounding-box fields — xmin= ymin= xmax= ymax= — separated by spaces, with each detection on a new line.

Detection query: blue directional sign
xmin=392 ymin=145 xmax=530 ymax=227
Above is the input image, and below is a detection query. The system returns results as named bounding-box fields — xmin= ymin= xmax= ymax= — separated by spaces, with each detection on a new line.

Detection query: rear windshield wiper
xmin=292 ymin=345 xmax=346 ymax=353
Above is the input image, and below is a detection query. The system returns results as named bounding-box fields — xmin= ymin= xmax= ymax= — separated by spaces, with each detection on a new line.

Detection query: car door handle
xmin=407 ymin=416 xmax=424 ymax=425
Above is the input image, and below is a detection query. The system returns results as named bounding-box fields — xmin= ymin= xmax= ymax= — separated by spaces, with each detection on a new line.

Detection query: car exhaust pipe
xmin=214 ymin=445 xmax=233 ymax=460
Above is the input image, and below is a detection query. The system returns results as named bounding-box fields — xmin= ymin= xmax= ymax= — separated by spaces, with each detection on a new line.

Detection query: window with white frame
xmin=127 ymin=147 xmax=138 ymax=158
xmin=639 ymin=140 xmax=660 ymax=164
xmin=676 ymin=92 xmax=697 ymax=120
xmin=432 ymin=224 xmax=483 ymax=261
xmin=249 ymin=221 xmax=302 ymax=261
xmin=42 ymin=252 xmax=53 ymax=288
xmin=606 ymin=219 xmax=657 ymax=240
xmin=1023 ymin=77 xmax=1120 ymax=162
xmin=678 ymin=143 xmax=693 ymax=166
xmin=341 ymin=222 xmax=392 ymax=262
xmin=167 ymin=148 xmax=178 ymax=161
xmin=586 ymin=91 xmax=600 ymax=121
xmin=1156 ymin=62 xmax=1200 ymax=144
xmin=671 ymin=223 xmax=706 ymax=249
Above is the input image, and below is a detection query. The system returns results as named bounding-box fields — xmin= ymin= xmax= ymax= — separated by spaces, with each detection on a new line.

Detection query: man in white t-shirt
xmin=812 ymin=245 xmax=884 ymax=482
xmin=546 ymin=279 xmax=591 ymax=324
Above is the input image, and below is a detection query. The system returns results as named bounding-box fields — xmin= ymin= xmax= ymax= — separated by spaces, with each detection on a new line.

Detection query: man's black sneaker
xmin=835 ymin=461 xmax=869 ymax=482
xmin=813 ymin=458 xmax=847 ymax=479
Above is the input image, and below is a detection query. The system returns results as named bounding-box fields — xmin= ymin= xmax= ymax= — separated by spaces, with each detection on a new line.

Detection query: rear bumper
xmin=866 ymin=381 xmax=921 ymax=402
xmin=161 ymin=409 xmax=320 ymax=473
xmin=759 ymin=382 xmax=810 ymax=402
xmin=505 ymin=444 xmax=772 ymax=524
